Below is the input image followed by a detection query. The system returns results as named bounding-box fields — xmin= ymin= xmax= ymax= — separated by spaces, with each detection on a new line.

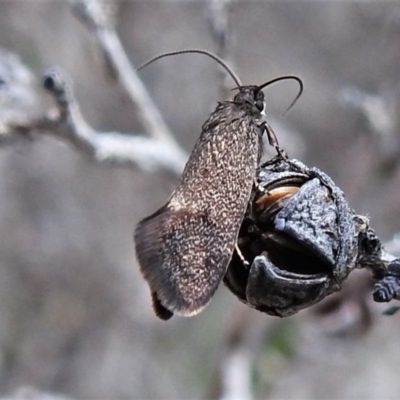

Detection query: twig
xmin=339 ymin=85 xmax=400 ymax=167
xmin=0 ymin=0 xmax=188 ymax=175
xmin=384 ymin=234 xmax=400 ymax=257
xmin=70 ymin=0 xmax=186 ymax=152
xmin=0 ymin=47 xmax=42 ymax=143
xmin=13 ymin=68 xmax=186 ymax=174
xmin=0 ymin=386 xmax=73 ymax=400
xmin=340 ymin=85 xmax=395 ymax=138
xmin=207 ymin=306 xmax=278 ymax=400
xmin=206 ymin=0 xmax=235 ymax=97
xmin=309 ymin=232 xmax=400 ymax=335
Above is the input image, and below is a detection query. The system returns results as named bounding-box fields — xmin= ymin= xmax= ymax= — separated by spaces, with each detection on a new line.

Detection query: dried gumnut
xmin=224 ymin=155 xmax=361 ymax=317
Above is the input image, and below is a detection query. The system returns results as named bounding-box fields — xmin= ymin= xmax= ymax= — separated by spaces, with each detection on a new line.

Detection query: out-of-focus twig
xmin=208 ymin=306 xmax=279 ymax=400
xmin=207 ymin=0 xmax=231 ymax=52
xmin=0 ymin=386 xmax=72 ymax=400
xmin=340 ymin=86 xmax=394 ymax=135
xmin=309 ymin=234 xmax=400 ymax=336
xmin=339 ymin=85 xmax=400 ymax=167
xmin=0 ymin=0 xmax=189 ymax=175
xmin=0 ymin=47 xmax=42 ymax=143
xmin=70 ymin=0 xmax=186 ymax=152
xmin=11 ymin=68 xmax=185 ymax=174
xmin=383 ymin=234 xmax=400 ymax=257
xmin=206 ymin=0 xmax=235 ymax=97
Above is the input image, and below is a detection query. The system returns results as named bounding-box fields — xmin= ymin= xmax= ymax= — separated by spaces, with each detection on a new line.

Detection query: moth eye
xmin=255 ymin=99 xmax=264 ymax=112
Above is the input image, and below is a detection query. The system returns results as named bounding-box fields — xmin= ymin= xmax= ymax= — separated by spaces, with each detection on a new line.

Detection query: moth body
xmin=134 ymin=86 xmax=265 ymax=319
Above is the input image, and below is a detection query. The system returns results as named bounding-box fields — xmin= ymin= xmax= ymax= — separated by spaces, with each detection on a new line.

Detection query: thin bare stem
xmin=206 ymin=0 xmax=234 ymax=97
xmin=70 ymin=0 xmax=187 ymax=155
xmin=12 ymin=68 xmax=186 ymax=175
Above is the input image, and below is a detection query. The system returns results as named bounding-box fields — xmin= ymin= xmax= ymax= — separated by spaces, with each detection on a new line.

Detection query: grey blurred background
xmin=0 ymin=1 xmax=400 ymax=399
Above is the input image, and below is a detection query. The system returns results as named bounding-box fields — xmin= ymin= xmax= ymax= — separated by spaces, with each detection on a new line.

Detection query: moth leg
xmin=235 ymin=243 xmax=249 ymax=267
xmin=373 ymin=259 xmax=400 ymax=302
xmin=259 ymin=120 xmax=288 ymax=159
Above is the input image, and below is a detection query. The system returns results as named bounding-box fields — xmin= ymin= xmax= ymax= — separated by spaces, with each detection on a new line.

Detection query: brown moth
xmin=134 ymin=50 xmax=302 ymax=320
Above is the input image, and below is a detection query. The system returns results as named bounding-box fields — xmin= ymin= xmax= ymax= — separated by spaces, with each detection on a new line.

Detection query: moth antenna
xmin=137 ymin=49 xmax=242 ymax=88
xmin=256 ymin=75 xmax=303 ymax=116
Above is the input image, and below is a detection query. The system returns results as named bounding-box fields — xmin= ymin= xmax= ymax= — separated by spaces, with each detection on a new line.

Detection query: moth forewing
xmin=134 ymin=87 xmax=265 ymax=319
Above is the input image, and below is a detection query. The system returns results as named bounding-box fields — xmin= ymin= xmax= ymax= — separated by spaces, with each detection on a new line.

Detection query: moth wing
xmin=134 ymin=205 xmax=233 ymax=319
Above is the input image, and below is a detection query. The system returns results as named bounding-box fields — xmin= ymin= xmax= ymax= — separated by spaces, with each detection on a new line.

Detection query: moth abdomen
xmin=134 ymin=205 xmax=230 ymax=318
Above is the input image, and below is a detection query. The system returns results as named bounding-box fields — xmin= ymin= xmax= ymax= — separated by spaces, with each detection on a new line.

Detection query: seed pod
xmin=224 ymin=155 xmax=361 ymax=317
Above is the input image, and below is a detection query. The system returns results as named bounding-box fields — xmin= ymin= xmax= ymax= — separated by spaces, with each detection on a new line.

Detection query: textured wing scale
xmin=135 ymin=205 xmax=232 ymax=318
xmin=134 ymin=93 xmax=263 ymax=319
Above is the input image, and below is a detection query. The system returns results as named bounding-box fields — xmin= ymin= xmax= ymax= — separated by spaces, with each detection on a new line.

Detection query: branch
xmin=308 ymin=232 xmax=400 ymax=335
xmin=0 ymin=47 xmax=42 ymax=144
xmin=70 ymin=0 xmax=186 ymax=150
xmin=0 ymin=0 xmax=189 ymax=175
xmin=206 ymin=0 xmax=235 ymax=97
xmin=340 ymin=86 xmax=394 ymax=135
xmin=339 ymin=85 xmax=400 ymax=168
xmin=12 ymin=68 xmax=186 ymax=174
xmin=0 ymin=386 xmax=73 ymax=400
xmin=383 ymin=234 xmax=400 ymax=258
xmin=207 ymin=306 xmax=279 ymax=400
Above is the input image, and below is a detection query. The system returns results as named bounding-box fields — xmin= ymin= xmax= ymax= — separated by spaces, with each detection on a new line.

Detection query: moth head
xmin=233 ymin=76 xmax=303 ymax=120
xmin=233 ymin=86 xmax=265 ymax=114
xmin=254 ymin=90 xmax=265 ymax=113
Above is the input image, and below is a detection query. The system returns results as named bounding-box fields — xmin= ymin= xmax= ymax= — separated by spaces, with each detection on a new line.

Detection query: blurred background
xmin=0 ymin=1 xmax=400 ymax=399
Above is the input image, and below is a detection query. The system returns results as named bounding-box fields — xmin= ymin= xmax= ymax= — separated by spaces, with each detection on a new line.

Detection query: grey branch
xmin=339 ymin=85 xmax=400 ymax=166
xmin=13 ymin=68 xmax=186 ymax=174
xmin=0 ymin=386 xmax=73 ymax=400
xmin=68 ymin=0 xmax=188 ymax=172
xmin=206 ymin=0 xmax=235 ymax=97
xmin=340 ymin=85 xmax=395 ymax=137
xmin=0 ymin=0 xmax=189 ymax=175
xmin=70 ymin=0 xmax=186 ymax=149
xmin=383 ymin=235 xmax=400 ymax=258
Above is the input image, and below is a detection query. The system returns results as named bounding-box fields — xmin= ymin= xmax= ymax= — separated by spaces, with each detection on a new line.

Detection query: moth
xmin=134 ymin=50 xmax=302 ymax=320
